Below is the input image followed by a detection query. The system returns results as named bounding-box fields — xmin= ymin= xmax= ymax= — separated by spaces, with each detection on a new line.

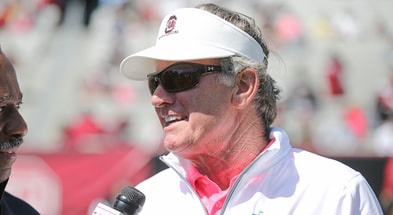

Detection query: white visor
xmin=120 ymin=7 xmax=265 ymax=80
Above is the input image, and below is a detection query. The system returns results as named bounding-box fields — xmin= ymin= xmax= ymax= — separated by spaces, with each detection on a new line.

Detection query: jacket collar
xmin=160 ymin=127 xmax=292 ymax=179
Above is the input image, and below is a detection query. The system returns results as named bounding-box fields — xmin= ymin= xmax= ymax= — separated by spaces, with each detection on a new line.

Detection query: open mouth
xmin=0 ymin=146 xmax=18 ymax=154
xmin=164 ymin=115 xmax=187 ymax=126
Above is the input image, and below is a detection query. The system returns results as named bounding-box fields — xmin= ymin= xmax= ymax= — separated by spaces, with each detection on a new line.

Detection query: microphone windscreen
xmin=119 ymin=186 xmax=146 ymax=207
xmin=113 ymin=186 xmax=146 ymax=215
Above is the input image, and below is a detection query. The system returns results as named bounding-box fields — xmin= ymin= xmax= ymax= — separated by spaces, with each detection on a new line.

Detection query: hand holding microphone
xmin=92 ymin=186 xmax=145 ymax=215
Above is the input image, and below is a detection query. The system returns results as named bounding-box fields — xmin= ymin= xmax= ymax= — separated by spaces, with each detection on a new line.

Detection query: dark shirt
xmin=0 ymin=180 xmax=40 ymax=215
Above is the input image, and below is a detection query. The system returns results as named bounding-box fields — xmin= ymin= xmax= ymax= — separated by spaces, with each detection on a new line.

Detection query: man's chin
xmin=0 ymin=167 xmax=12 ymax=183
xmin=0 ymin=150 xmax=18 ymax=173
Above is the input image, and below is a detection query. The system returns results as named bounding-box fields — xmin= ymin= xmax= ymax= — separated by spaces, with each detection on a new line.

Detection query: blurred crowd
xmin=0 ymin=0 xmax=391 ymax=155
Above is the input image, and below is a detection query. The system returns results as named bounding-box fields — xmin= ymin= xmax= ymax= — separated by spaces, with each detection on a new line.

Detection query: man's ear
xmin=231 ymin=68 xmax=259 ymax=108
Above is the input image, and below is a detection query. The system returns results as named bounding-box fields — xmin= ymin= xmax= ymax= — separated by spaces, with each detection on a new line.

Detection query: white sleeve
xmin=340 ymin=174 xmax=383 ymax=215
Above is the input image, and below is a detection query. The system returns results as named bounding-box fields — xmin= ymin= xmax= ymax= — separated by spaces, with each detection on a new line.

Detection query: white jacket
xmin=136 ymin=127 xmax=383 ymax=215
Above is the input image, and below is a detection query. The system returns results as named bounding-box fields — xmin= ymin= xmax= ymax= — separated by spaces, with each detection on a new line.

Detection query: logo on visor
xmin=165 ymin=15 xmax=177 ymax=33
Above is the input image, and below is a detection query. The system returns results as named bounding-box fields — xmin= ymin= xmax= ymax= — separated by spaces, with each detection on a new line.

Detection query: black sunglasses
xmin=147 ymin=62 xmax=222 ymax=94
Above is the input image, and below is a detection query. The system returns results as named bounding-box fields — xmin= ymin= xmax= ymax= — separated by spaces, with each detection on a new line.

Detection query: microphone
xmin=92 ymin=186 xmax=146 ymax=215
xmin=113 ymin=186 xmax=146 ymax=215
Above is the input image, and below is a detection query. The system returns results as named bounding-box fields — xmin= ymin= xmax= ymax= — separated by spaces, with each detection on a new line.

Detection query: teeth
xmin=164 ymin=116 xmax=183 ymax=123
xmin=1 ymin=150 xmax=14 ymax=153
xmin=0 ymin=146 xmax=18 ymax=153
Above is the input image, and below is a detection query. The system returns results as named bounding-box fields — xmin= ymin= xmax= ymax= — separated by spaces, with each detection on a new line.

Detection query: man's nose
xmin=4 ymin=108 xmax=28 ymax=137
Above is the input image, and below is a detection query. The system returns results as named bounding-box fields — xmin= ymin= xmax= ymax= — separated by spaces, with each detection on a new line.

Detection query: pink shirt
xmin=187 ymin=139 xmax=275 ymax=215
xmin=187 ymin=164 xmax=239 ymax=215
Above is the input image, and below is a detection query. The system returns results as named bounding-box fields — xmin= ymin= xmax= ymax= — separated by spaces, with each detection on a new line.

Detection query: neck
xmin=192 ymin=113 xmax=268 ymax=190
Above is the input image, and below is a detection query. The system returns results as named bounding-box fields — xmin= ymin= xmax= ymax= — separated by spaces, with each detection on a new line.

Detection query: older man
xmin=119 ymin=3 xmax=383 ymax=215
xmin=0 ymin=46 xmax=39 ymax=214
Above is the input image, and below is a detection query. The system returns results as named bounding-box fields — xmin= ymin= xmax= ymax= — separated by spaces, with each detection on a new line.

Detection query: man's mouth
xmin=0 ymin=147 xmax=18 ymax=154
xmin=164 ymin=115 xmax=187 ymax=126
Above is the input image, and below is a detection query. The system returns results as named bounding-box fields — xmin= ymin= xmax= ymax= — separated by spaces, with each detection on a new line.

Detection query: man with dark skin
xmin=0 ymin=46 xmax=39 ymax=214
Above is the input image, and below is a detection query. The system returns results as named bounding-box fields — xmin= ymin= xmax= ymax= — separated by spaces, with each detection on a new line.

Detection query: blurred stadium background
xmin=1 ymin=0 xmax=393 ymax=214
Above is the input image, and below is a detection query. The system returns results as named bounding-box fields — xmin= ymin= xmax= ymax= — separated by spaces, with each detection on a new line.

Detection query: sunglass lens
xmin=148 ymin=76 xmax=159 ymax=94
xmin=161 ymin=66 xmax=199 ymax=92
xmin=147 ymin=63 xmax=210 ymax=94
